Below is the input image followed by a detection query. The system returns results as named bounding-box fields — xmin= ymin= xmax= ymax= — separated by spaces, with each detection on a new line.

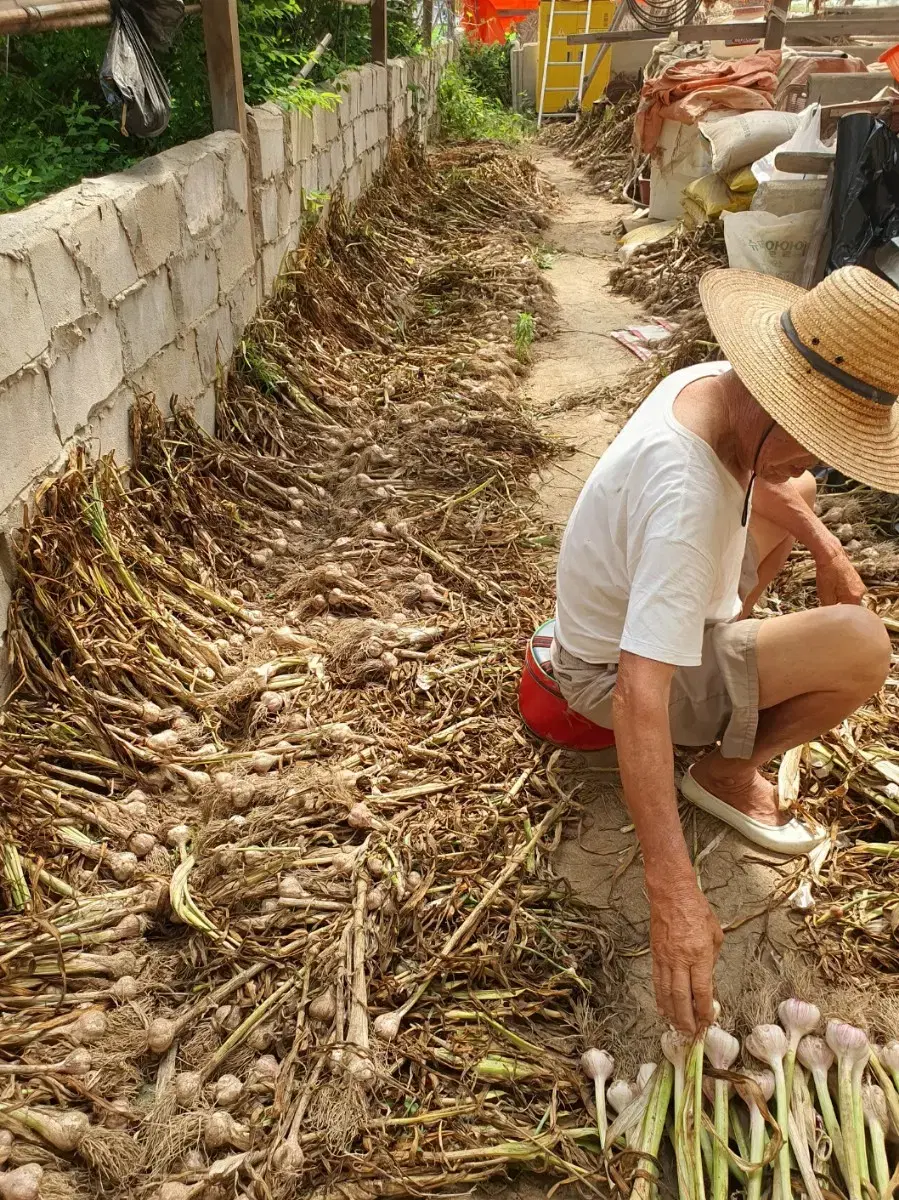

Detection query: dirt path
xmin=528 ymin=147 xmax=812 ymax=1061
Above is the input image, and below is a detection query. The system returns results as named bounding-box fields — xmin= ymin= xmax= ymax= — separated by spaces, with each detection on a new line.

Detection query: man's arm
xmin=752 ymin=478 xmax=865 ymax=606
xmin=613 ymin=650 xmax=723 ymax=1034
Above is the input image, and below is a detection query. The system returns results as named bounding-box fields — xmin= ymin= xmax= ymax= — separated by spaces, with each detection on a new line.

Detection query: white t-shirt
xmin=554 ymin=361 xmax=749 ymax=668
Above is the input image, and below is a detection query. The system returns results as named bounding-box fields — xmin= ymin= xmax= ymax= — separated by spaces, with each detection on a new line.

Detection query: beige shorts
xmin=551 ymin=538 xmax=762 ymax=760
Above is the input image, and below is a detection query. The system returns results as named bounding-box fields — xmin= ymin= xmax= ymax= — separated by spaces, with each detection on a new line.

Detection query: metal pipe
xmin=298 ymin=29 xmax=332 ymax=78
xmin=0 ymin=0 xmax=199 ymax=35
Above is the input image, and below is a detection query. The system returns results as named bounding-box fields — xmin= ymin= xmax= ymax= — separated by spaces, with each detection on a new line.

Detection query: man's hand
xmin=814 ymin=542 xmax=866 ymax=607
xmin=648 ymin=878 xmax=723 ymax=1034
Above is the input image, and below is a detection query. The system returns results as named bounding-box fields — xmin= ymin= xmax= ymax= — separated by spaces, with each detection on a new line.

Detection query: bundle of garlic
xmin=580 ymin=999 xmax=899 ymax=1200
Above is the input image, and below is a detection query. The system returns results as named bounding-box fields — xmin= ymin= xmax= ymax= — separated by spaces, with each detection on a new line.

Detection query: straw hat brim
xmin=700 ymin=269 xmax=899 ymax=494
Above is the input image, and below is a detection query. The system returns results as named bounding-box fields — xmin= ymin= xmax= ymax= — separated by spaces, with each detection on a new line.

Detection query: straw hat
xmin=699 ymin=265 xmax=899 ymax=493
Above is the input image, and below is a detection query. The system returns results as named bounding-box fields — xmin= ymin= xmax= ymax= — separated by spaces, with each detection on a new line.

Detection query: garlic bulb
xmin=146 ymin=1017 xmax=177 ymax=1055
xmin=309 ymin=989 xmax=336 ymax=1024
xmin=203 ymin=1112 xmax=250 ymax=1151
xmin=173 ymin=1071 xmax=203 ymax=1109
xmin=373 ymin=1011 xmax=402 ymax=1041
xmin=68 ymin=1010 xmax=107 ymax=1046
xmin=214 ymin=1075 xmax=243 ymax=1109
xmin=0 ymin=1163 xmax=43 ymax=1200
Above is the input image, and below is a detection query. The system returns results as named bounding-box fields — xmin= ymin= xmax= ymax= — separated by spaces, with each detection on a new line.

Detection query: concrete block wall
xmin=0 ymin=40 xmax=455 ymax=666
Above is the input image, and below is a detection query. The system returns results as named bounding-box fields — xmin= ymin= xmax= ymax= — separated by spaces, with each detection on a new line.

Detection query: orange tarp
xmin=635 ymin=51 xmax=782 ymax=154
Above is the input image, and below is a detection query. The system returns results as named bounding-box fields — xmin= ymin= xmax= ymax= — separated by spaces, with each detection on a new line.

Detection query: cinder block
xmin=353 ymin=115 xmax=367 ymax=155
xmin=345 ymin=70 xmax=363 ymax=120
xmin=311 ymin=105 xmax=329 ymax=153
xmin=195 ymin=384 xmax=217 ymax=435
xmin=345 ymin=163 xmax=362 ymax=207
xmin=374 ymin=66 xmax=388 ymax=107
xmin=48 ymin=308 xmax=123 ymax=439
xmin=360 ymin=152 xmax=373 ymax=191
xmin=85 ymin=384 xmax=133 ymax=464
xmin=229 ymin=269 xmax=259 ymax=344
xmin=116 ymin=269 xmax=177 ymax=373
xmin=366 ymin=110 xmax=380 ymax=150
xmin=297 ymin=156 xmax=319 ymax=197
xmin=324 ymin=106 xmax=340 ymax=145
xmin=169 ymin=244 xmax=219 ymax=327
xmin=377 ymin=109 xmax=389 ymax=143
xmin=57 ymin=195 xmax=138 ymax=306
xmin=261 ymin=236 xmax=289 ymax=296
xmin=293 ymin=111 xmax=313 ymax=163
xmin=0 ymin=367 xmax=62 ymax=513
xmin=0 ymin=253 xmax=47 ymax=378
xmin=389 ymin=100 xmax=404 ymax=139
xmin=258 ymin=183 xmax=279 ymax=244
xmin=0 ymin=201 xmax=86 ymax=337
xmin=342 ymin=124 xmax=354 ymax=168
xmin=357 ymin=65 xmax=374 ymax=111
xmin=217 ymin=217 xmax=256 ymax=297
xmin=85 ymin=166 xmax=183 ymax=275
xmin=195 ymin=306 xmax=235 ymax=384
xmin=330 ymin=140 xmax=345 ymax=184
xmin=279 ymin=182 xmax=299 ymax=239
xmin=221 ymin=137 xmax=250 ymax=214
xmin=247 ymin=104 xmax=285 ymax=183
xmin=316 ymin=152 xmax=333 ymax=194
xmin=182 ymin=150 xmax=225 ymax=238
xmin=135 ymin=330 xmax=203 ymax=414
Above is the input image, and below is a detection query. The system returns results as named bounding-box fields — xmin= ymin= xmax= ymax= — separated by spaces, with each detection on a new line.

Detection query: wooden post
xmin=423 ymin=0 xmax=434 ymax=48
xmin=372 ymin=0 xmax=388 ymax=63
xmin=202 ymin=0 xmax=247 ymax=139
xmin=764 ymin=0 xmax=790 ymax=50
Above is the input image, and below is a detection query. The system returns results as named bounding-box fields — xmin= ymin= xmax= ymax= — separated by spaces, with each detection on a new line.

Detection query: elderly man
xmin=551 ymin=265 xmax=899 ymax=1035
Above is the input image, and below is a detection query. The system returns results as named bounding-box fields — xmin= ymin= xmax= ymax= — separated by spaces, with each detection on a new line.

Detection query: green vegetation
xmin=437 ymin=59 xmax=532 ymax=145
xmin=457 ymin=36 xmax=513 ymax=107
xmin=514 ymin=311 xmax=537 ymax=362
xmin=0 ymin=0 xmax=420 ymax=212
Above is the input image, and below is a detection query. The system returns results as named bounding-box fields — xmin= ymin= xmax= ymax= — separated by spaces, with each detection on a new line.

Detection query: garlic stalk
xmin=580 ymin=1048 xmax=614 ymax=1149
xmin=737 ymin=1070 xmax=774 ymax=1200
xmin=705 ymin=1025 xmax=739 ymax=1200
xmin=661 ymin=1030 xmax=693 ymax=1200
xmin=867 ymin=1044 xmax=899 ymax=1142
xmin=825 ymin=1020 xmax=869 ymax=1200
xmin=746 ymin=1024 xmax=791 ymax=1200
xmin=631 ymin=1058 xmax=674 ymax=1200
xmin=788 ymin=1107 xmax=826 ymax=1200
xmin=880 ymin=1041 xmax=899 ymax=1092
xmin=862 ymin=1084 xmax=892 ymax=1199
xmin=637 ymin=1062 xmax=657 ymax=1093
xmin=797 ymin=1035 xmax=845 ymax=1175
xmin=684 ymin=1031 xmax=707 ymax=1200
xmin=778 ymin=998 xmax=820 ymax=1109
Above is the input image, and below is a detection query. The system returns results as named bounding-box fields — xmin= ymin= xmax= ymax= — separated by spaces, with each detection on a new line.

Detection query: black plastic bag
xmin=827 ymin=113 xmax=899 ymax=276
xmin=100 ymin=0 xmax=184 ymax=139
xmin=125 ymin=0 xmax=185 ymax=51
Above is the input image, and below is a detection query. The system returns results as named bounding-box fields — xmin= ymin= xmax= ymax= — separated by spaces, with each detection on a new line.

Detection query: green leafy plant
xmin=514 ymin=312 xmax=536 ymax=363
xmin=0 ymin=0 xmax=421 ymax=212
xmin=437 ymin=62 xmax=532 ymax=145
xmin=457 ymin=34 xmax=513 ymax=107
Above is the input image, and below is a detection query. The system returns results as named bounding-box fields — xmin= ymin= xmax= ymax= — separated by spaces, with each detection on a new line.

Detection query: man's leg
xmin=741 ymin=470 xmax=817 ymax=616
xmin=691 ymin=604 xmax=891 ymax=823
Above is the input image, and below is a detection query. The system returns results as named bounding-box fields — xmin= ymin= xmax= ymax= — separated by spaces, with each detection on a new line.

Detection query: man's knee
xmin=793 ymin=470 xmax=817 ymax=510
xmin=830 ymin=605 xmax=891 ymax=693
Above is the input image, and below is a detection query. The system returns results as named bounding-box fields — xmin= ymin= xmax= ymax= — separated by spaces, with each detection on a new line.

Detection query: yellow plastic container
xmin=537 ymin=0 xmax=616 ymax=115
